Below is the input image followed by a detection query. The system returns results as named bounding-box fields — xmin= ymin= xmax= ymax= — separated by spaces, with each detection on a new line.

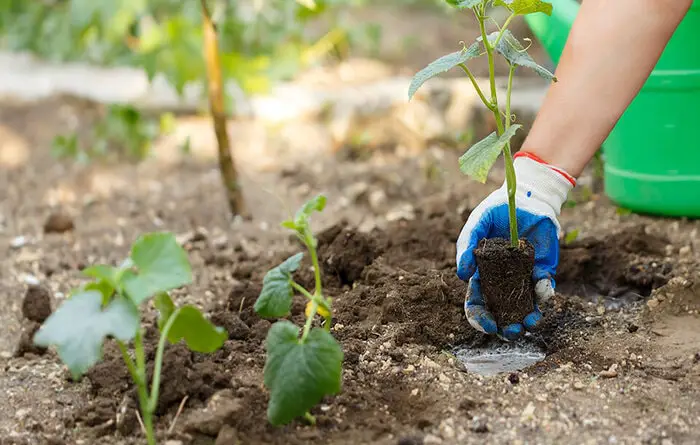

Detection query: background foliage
xmin=0 ymin=0 xmax=444 ymax=161
xmin=0 ymin=0 xmax=395 ymax=95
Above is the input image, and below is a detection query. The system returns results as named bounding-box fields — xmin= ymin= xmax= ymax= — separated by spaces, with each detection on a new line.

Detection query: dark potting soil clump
xmin=474 ymin=237 xmax=535 ymax=327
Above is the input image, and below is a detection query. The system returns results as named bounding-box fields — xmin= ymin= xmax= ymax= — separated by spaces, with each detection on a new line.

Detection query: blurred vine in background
xmin=51 ymin=105 xmax=175 ymax=164
xmin=0 ymin=0 xmax=380 ymax=94
xmin=0 ymin=0 xmax=383 ymax=162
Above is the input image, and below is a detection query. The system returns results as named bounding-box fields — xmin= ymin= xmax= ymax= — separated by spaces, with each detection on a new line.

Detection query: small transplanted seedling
xmin=254 ymin=195 xmax=343 ymax=426
xmin=51 ymin=105 xmax=168 ymax=164
xmin=34 ymin=232 xmax=227 ymax=445
xmin=408 ymin=0 xmax=558 ymax=326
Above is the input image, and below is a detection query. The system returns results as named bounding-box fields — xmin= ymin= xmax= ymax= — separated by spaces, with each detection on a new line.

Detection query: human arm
xmin=523 ymin=0 xmax=694 ymax=177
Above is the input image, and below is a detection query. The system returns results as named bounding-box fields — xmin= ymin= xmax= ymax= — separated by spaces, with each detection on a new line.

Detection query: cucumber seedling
xmin=408 ymin=0 xmax=558 ymax=327
xmin=34 ymin=232 xmax=227 ymax=445
xmin=254 ymin=194 xmax=343 ymax=426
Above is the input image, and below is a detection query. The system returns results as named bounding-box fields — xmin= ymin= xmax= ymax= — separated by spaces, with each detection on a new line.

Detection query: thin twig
xmin=238 ymin=296 xmax=246 ymax=314
xmin=135 ymin=409 xmax=146 ymax=435
xmin=168 ymin=396 xmax=189 ymax=434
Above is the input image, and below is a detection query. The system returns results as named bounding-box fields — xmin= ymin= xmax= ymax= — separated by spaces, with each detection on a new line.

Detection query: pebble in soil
xmin=43 ymin=211 xmax=74 ymax=234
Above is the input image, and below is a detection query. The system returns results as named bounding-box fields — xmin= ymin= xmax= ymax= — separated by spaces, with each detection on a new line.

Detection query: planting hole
xmin=453 ymin=342 xmax=545 ymax=377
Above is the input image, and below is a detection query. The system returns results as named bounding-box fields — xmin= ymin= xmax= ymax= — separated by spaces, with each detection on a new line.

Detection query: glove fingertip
xmin=534 ymin=278 xmax=555 ymax=303
xmin=466 ymin=310 xmax=497 ymax=335
xmin=457 ymin=253 xmax=476 ymax=281
xmin=523 ymin=310 xmax=543 ymax=331
xmin=501 ymin=323 xmax=524 ymax=341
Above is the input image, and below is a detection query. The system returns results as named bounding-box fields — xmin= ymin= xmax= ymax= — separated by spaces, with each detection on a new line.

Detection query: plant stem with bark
xmin=200 ymin=0 xmax=247 ymax=217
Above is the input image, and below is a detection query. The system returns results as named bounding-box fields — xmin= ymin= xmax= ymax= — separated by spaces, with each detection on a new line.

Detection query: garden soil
xmin=2 ymin=94 xmax=700 ymax=445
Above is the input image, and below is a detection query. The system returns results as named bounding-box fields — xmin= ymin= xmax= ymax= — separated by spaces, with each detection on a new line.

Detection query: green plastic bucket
xmin=525 ymin=0 xmax=700 ymax=217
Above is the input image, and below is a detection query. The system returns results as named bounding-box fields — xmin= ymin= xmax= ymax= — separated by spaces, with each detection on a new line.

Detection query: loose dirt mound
xmin=558 ymin=224 xmax=672 ymax=298
xmin=318 ymin=222 xmax=382 ymax=286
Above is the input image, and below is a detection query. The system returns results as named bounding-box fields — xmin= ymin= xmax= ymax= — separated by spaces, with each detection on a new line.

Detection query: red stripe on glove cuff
xmin=513 ymin=151 xmax=577 ymax=186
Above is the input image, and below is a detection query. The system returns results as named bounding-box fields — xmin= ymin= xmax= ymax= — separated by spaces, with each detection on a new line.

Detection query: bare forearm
xmin=523 ymin=0 xmax=692 ymax=177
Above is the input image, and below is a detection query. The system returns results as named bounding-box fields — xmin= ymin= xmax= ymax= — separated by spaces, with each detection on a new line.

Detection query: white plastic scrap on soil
xmin=453 ymin=342 xmax=546 ymax=377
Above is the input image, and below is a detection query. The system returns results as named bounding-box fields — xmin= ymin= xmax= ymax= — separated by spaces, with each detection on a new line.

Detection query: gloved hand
xmin=456 ymin=152 xmax=576 ymax=341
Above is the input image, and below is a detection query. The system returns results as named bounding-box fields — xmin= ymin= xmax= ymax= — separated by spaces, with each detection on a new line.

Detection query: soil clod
xmin=474 ymin=238 xmax=535 ymax=327
xmin=319 ymin=223 xmax=380 ymax=286
xmin=397 ymin=436 xmax=424 ymax=445
xmin=470 ymin=417 xmax=490 ymax=433
xmin=210 ymin=312 xmax=250 ymax=340
xmin=13 ymin=322 xmax=47 ymax=357
xmin=215 ymin=425 xmax=241 ymax=444
xmin=22 ymin=284 xmax=53 ymax=323
xmin=184 ymin=389 xmax=243 ymax=437
xmin=43 ymin=212 xmax=74 ymax=234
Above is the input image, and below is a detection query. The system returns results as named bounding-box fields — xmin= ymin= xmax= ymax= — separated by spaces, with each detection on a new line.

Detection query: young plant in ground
xmin=408 ymin=0 xmax=557 ymax=248
xmin=253 ymin=195 xmax=343 ymax=426
xmin=33 ymin=232 xmax=227 ymax=445
xmin=51 ymin=105 xmax=173 ymax=164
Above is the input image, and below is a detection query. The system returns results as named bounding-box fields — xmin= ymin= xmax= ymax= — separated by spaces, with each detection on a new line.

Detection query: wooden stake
xmin=200 ymin=0 xmax=248 ymax=218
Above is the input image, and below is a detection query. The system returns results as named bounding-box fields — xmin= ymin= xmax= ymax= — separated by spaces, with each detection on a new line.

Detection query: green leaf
xmin=51 ymin=133 xmax=79 ymax=160
xmin=83 ymin=280 xmax=115 ymax=305
xmin=154 ymin=292 xmax=176 ymax=331
xmin=254 ymin=253 xmax=304 ymax=318
xmin=445 ymin=0 xmax=484 ymax=8
xmin=82 ymin=264 xmax=121 ymax=288
xmin=69 ymin=0 xmax=100 ymax=28
xmin=459 ymin=125 xmax=522 ymax=183
xmin=82 ymin=258 xmax=133 ymax=286
xmin=281 ymin=220 xmax=298 ymax=231
xmin=165 ymin=306 xmax=227 ymax=353
xmin=33 ymin=291 xmax=139 ymax=380
xmin=495 ymin=0 xmax=553 ymax=15
xmin=295 ymin=0 xmax=317 ymax=8
xmin=82 ymin=265 xmax=118 ymax=281
xmin=263 ymin=321 xmax=343 ymax=425
xmin=564 ymin=229 xmax=579 ymax=245
xmin=293 ymin=195 xmax=327 ymax=227
xmin=488 ymin=31 xmax=556 ymax=81
xmin=121 ymin=232 xmax=193 ymax=305
xmin=408 ymin=42 xmax=481 ymax=100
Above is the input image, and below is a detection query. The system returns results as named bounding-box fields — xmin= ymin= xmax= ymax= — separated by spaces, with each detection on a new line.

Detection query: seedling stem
xmin=408 ymin=0 xmax=557 ymax=250
xmin=503 ymin=64 xmax=519 ymax=247
xmin=476 ymin=5 xmax=519 ymax=248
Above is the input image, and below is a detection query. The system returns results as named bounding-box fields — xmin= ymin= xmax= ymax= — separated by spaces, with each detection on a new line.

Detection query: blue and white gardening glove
xmin=456 ymin=152 xmax=576 ymax=341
